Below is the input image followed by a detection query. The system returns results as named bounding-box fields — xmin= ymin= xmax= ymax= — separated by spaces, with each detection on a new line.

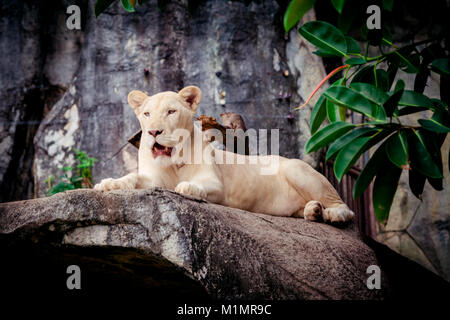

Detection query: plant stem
xmin=365 ymin=38 xmax=438 ymax=62
xmin=343 ymin=66 xmax=351 ymax=84
xmin=346 ymin=65 xmax=362 ymax=81
xmin=295 ymin=64 xmax=350 ymax=110
xmin=394 ymin=114 xmax=403 ymax=126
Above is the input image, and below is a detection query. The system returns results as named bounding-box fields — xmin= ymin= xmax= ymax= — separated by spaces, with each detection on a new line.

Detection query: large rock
xmin=0 ymin=188 xmax=386 ymax=299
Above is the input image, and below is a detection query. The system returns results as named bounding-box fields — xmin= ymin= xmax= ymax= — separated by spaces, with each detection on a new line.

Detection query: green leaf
xmin=374 ymin=105 xmax=387 ymax=122
xmin=305 ymin=121 xmax=355 ymax=154
xmin=418 ymin=119 xmax=450 ymax=133
xmin=387 ymin=48 xmax=419 ymax=74
xmin=326 ymin=101 xmax=339 ymax=122
xmin=385 ymin=131 xmax=408 ymax=168
xmin=383 ymin=0 xmax=394 ymax=11
xmin=95 ymin=0 xmax=116 ymax=17
xmin=331 ymin=0 xmax=347 ymax=14
xmin=397 ymin=106 xmax=428 ymax=116
xmin=338 ymin=7 xmax=356 ymax=35
xmin=351 ymin=65 xmax=373 ymax=84
xmin=353 ymin=142 xmax=388 ymax=199
xmin=283 ymin=0 xmax=316 ymax=32
xmin=431 ymin=98 xmax=448 ymax=110
xmin=310 ymin=95 xmax=327 ymax=134
xmin=408 ymin=130 xmax=443 ymax=178
xmin=402 ymin=53 xmax=420 ymax=74
xmin=421 ymin=130 xmax=445 ymax=191
xmin=372 ymin=160 xmax=402 ymax=222
xmin=333 ymin=128 xmax=392 ymax=181
xmin=326 ymin=79 xmax=346 ymax=122
xmin=298 ymin=21 xmax=348 ymax=57
xmin=323 ymin=86 xmax=376 ymax=118
xmin=431 ymin=58 xmax=450 ymax=75
xmin=419 ymin=108 xmax=450 ymax=133
xmin=386 ymin=62 xmax=398 ymax=89
xmin=414 ymin=68 xmax=430 ymax=94
xmin=414 ymin=47 xmax=434 ymax=94
xmin=373 ymin=69 xmax=390 ymax=91
xmin=409 ymin=169 xmax=426 ymax=200
xmin=121 ymin=0 xmax=135 ymax=12
xmin=334 ymin=136 xmax=372 ymax=181
xmin=326 ymin=127 xmax=378 ymax=161
xmin=399 ymin=90 xmax=434 ymax=109
xmin=344 ymin=57 xmax=366 ymax=65
xmin=350 ymin=82 xmax=389 ymax=105
xmin=313 ymin=49 xmax=340 ymax=58
xmin=351 ymin=66 xmax=389 ymax=91
xmin=345 ymin=36 xmax=361 ymax=55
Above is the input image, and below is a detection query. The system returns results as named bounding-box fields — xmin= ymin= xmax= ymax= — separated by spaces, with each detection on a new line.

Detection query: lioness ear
xmin=178 ymin=86 xmax=202 ymax=112
xmin=128 ymin=90 xmax=148 ymax=112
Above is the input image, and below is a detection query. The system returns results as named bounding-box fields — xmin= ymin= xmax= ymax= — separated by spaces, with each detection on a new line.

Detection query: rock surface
xmin=375 ymin=73 xmax=450 ymax=282
xmin=0 ymin=188 xmax=386 ymax=299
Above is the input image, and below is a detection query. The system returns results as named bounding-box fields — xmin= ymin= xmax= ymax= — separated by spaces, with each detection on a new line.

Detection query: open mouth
xmin=152 ymin=142 xmax=173 ymax=158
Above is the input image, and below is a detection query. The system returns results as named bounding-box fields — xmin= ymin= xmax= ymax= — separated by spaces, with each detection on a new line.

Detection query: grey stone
xmin=0 ymin=0 xmax=325 ymax=200
xmin=0 ymin=188 xmax=386 ymax=299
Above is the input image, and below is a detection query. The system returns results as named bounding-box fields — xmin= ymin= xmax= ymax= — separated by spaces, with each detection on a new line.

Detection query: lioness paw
xmin=175 ymin=181 xmax=207 ymax=199
xmin=322 ymin=204 xmax=354 ymax=223
xmin=94 ymin=178 xmax=135 ymax=191
xmin=303 ymin=200 xmax=324 ymax=221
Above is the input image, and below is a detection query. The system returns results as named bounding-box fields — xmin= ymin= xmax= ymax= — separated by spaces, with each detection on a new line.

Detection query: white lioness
xmin=94 ymin=86 xmax=354 ymax=223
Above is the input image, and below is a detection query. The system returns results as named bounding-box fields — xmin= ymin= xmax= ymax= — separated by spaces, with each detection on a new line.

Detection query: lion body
xmin=94 ymin=87 xmax=354 ymax=223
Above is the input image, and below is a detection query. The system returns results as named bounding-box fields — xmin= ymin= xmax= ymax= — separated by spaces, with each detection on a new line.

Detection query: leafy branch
xmin=285 ymin=0 xmax=450 ymax=222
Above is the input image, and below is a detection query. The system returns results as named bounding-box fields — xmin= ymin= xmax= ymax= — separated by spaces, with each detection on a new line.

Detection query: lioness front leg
xmin=175 ymin=168 xmax=224 ymax=202
xmin=175 ymin=181 xmax=207 ymax=199
xmin=94 ymin=173 xmax=139 ymax=191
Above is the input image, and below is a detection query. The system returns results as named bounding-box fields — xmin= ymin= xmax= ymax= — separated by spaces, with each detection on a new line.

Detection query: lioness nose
xmin=149 ymin=130 xmax=163 ymax=137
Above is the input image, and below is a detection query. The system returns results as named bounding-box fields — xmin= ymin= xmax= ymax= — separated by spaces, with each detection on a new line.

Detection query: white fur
xmin=94 ymin=86 xmax=354 ymax=223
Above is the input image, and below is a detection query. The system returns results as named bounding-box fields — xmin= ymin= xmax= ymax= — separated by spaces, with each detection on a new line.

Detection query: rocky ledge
xmin=0 ymin=188 xmax=386 ymax=299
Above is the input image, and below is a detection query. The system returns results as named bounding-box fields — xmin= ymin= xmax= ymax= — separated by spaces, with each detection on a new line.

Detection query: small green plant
xmin=45 ymin=149 xmax=98 ymax=196
xmin=94 ymin=0 xmax=146 ymax=17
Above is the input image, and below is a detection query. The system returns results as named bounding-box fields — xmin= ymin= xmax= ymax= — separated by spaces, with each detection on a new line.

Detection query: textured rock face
xmin=375 ymin=72 xmax=450 ymax=282
xmin=0 ymin=188 xmax=386 ymax=299
xmin=0 ymin=0 xmax=326 ymax=201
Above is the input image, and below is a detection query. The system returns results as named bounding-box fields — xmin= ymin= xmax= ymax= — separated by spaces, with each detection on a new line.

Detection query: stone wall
xmin=0 ymin=0 xmax=326 ymax=201
xmin=376 ymin=72 xmax=450 ymax=282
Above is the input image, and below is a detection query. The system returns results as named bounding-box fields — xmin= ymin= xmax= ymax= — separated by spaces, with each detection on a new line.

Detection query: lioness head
xmin=127 ymin=86 xmax=202 ymax=166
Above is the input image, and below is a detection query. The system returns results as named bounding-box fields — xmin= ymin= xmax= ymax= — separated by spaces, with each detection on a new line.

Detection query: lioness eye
xmin=168 ymin=109 xmax=176 ymax=115
xmin=143 ymin=112 xmax=150 ymax=117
